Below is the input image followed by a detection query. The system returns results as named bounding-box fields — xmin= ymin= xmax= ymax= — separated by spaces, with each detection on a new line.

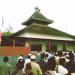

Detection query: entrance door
xmin=31 ymin=44 xmax=42 ymax=51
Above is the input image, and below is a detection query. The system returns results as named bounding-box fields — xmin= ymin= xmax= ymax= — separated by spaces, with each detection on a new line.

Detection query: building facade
xmin=1 ymin=7 xmax=75 ymax=56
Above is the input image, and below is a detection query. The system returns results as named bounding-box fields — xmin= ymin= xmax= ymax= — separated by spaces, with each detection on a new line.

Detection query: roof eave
xmin=22 ymin=18 xmax=53 ymax=25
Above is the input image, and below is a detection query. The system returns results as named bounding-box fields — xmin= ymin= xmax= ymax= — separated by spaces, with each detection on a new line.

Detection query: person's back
xmin=31 ymin=61 xmax=42 ymax=75
xmin=58 ymin=58 xmax=68 ymax=75
xmin=11 ymin=58 xmax=25 ymax=75
xmin=16 ymin=59 xmax=25 ymax=70
xmin=66 ymin=52 xmax=75 ymax=74
xmin=0 ymin=56 xmax=12 ymax=75
xmin=24 ymin=55 xmax=42 ymax=75
xmin=45 ymin=57 xmax=61 ymax=75
xmin=66 ymin=60 xmax=75 ymax=74
xmin=39 ymin=53 xmax=47 ymax=74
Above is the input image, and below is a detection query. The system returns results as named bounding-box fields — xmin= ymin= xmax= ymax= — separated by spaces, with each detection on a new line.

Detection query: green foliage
xmin=3 ymin=32 xmax=12 ymax=36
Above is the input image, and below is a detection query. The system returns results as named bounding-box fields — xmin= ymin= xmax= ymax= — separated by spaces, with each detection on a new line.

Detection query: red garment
xmin=0 ymin=32 xmax=3 ymax=42
xmin=0 ymin=32 xmax=3 ymax=39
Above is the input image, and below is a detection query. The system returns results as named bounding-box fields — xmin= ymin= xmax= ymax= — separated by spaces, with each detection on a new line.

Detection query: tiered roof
xmin=11 ymin=24 xmax=75 ymax=39
xmin=22 ymin=7 xmax=53 ymax=26
xmin=11 ymin=7 xmax=75 ymax=40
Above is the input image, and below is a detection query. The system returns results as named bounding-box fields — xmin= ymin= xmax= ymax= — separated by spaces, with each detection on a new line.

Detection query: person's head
xmin=30 ymin=55 xmax=36 ymax=61
xmin=28 ymin=53 xmax=32 ymax=59
xmin=18 ymin=56 xmax=24 ymax=60
xmin=18 ymin=59 xmax=25 ymax=63
xmin=41 ymin=53 xmax=46 ymax=59
xmin=63 ymin=52 xmax=67 ymax=56
xmin=3 ymin=56 xmax=9 ymax=62
xmin=58 ymin=51 xmax=63 ymax=57
xmin=68 ymin=52 xmax=74 ymax=61
xmin=16 ymin=59 xmax=25 ymax=69
xmin=45 ymin=53 xmax=48 ymax=58
xmin=47 ymin=57 xmax=56 ymax=71
xmin=59 ymin=58 xmax=66 ymax=66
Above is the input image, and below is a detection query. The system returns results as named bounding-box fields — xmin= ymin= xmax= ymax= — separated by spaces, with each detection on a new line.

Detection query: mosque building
xmin=0 ymin=7 xmax=75 ymax=56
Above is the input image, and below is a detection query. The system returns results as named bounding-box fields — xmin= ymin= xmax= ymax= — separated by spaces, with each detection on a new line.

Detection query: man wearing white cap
xmin=24 ymin=55 xmax=42 ymax=75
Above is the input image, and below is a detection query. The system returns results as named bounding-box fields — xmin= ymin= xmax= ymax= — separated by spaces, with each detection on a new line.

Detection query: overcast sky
xmin=0 ymin=0 xmax=75 ymax=35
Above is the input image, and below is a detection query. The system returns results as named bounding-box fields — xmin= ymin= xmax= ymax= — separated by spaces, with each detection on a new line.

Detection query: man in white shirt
xmin=23 ymin=53 xmax=32 ymax=73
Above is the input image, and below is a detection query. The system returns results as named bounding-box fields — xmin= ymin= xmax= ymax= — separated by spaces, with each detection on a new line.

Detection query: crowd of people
xmin=0 ymin=50 xmax=75 ymax=75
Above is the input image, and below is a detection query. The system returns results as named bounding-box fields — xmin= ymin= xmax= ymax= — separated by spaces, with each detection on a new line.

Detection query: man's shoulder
xmin=31 ymin=62 xmax=40 ymax=68
xmin=5 ymin=63 xmax=12 ymax=68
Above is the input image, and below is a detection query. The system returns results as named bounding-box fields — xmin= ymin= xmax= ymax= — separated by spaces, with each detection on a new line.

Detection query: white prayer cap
xmin=28 ymin=53 xmax=32 ymax=56
xmin=18 ymin=56 xmax=24 ymax=60
xmin=30 ymin=55 xmax=36 ymax=59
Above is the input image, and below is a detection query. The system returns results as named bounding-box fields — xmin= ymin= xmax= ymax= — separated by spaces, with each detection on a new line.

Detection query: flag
xmin=2 ymin=16 xmax=4 ymax=27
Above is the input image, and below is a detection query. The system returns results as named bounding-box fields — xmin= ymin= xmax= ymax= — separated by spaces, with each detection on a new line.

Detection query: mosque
xmin=0 ymin=7 xmax=75 ymax=56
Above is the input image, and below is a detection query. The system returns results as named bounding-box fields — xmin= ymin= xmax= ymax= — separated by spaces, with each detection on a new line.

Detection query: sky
xmin=0 ymin=0 xmax=75 ymax=35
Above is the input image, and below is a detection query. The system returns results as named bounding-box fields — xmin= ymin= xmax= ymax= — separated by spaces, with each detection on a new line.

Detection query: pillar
xmin=13 ymin=39 xmax=15 ymax=47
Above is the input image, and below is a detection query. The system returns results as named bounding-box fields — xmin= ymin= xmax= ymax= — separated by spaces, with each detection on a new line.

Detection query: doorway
xmin=31 ymin=44 xmax=42 ymax=51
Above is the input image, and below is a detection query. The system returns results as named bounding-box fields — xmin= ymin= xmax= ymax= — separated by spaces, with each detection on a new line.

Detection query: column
xmin=63 ymin=42 xmax=67 ymax=51
xmin=13 ymin=39 xmax=15 ymax=47
xmin=42 ymin=43 xmax=46 ymax=51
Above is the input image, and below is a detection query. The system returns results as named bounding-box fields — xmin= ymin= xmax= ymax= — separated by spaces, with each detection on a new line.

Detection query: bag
xmin=26 ymin=62 xmax=33 ymax=75
xmin=44 ymin=70 xmax=55 ymax=75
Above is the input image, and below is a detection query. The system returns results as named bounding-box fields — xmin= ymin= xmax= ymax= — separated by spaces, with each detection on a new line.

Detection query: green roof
xmin=11 ymin=24 xmax=75 ymax=39
xmin=22 ymin=7 xmax=53 ymax=25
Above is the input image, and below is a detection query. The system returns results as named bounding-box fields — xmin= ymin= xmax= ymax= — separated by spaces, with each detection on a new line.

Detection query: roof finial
xmin=35 ymin=7 xmax=40 ymax=12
